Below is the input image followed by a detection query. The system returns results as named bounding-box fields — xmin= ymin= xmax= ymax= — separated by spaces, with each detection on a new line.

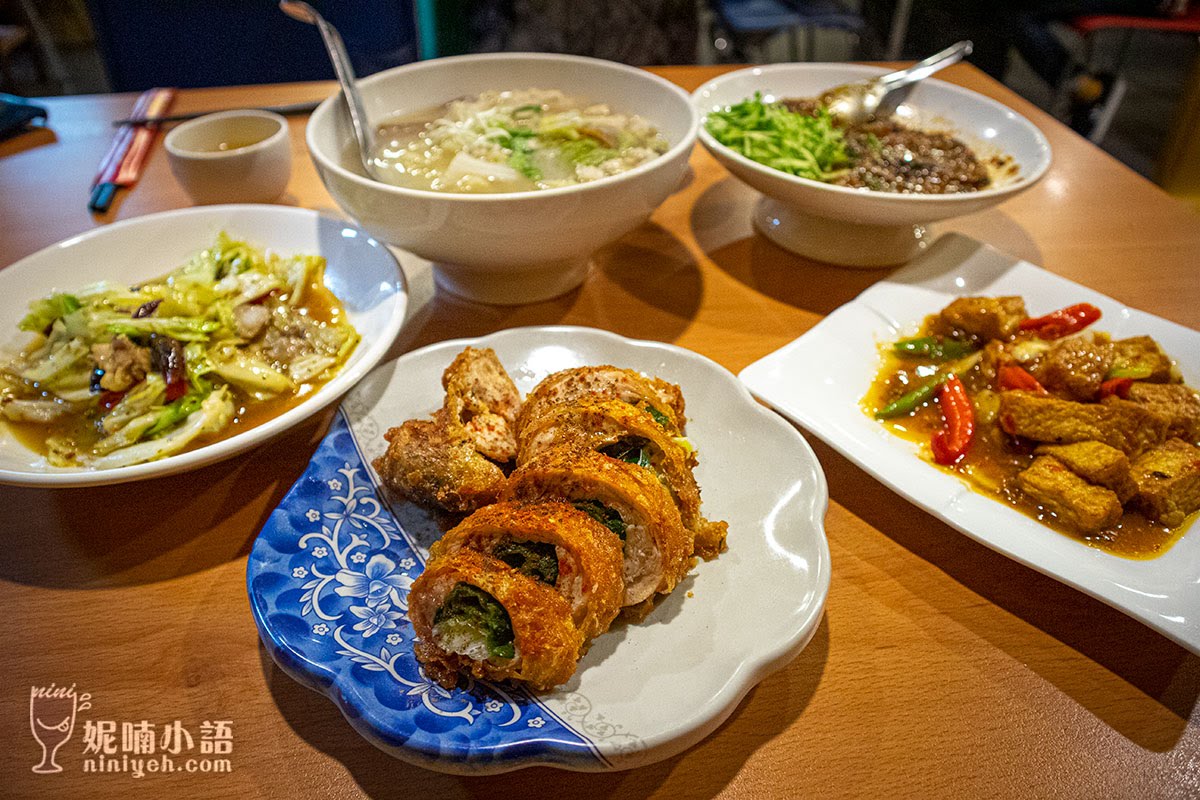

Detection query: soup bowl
xmin=693 ymin=64 xmax=1052 ymax=268
xmin=307 ymin=53 xmax=699 ymax=304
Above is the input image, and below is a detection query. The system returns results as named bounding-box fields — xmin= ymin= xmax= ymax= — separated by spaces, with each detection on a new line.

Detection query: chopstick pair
xmin=89 ymin=87 xmax=176 ymax=213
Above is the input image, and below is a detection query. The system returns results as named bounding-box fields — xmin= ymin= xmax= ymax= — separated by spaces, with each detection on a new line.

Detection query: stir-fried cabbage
xmin=0 ymin=234 xmax=360 ymax=468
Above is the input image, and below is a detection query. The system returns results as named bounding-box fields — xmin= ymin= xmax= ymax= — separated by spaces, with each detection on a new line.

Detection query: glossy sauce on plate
xmin=863 ymin=345 xmax=1189 ymax=560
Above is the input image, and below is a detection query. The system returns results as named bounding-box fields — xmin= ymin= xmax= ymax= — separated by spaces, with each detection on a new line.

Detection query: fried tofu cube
xmin=1111 ymin=336 xmax=1177 ymax=383
xmin=998 ymin=391 xmax=1168 ymax=454
xmin=1016 ymin=456 xmax=1123 ymax=535
xmin=1035 ymin=441 xmax=1137 ymax=503
xmin=1035 ymin=335 xmax=1112 ymax=401
xmin=1131 ymin=438 xmax=1200 ymax=527
xmin=939 ymin=296 xmax=1027 ymax=341
xmin=1127 ymin=383 xmax=1200 ymax=443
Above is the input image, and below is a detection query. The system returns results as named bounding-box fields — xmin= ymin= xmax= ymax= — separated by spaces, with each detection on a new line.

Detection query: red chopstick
xmin=89 ymin=87 xmax=176 ymax=212
xmin=91 ymin=89 xmax=155 ymax=188
xmin=114 ymin=89 xmax=175 ymax=186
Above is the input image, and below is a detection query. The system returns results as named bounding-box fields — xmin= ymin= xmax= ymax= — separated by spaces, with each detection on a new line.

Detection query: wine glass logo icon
xmin=30 ymin=684 xmax=91 ymax=774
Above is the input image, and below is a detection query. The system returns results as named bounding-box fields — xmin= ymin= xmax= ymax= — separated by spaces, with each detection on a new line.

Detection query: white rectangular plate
xmin=739 ymin=233 xmax=1200 ymax=655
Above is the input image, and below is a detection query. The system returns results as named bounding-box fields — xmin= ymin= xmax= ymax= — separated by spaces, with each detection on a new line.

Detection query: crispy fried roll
xmin=372 ymin=348 xmax=522 ymax=514
xmin=431 ymin=501 xmax=624 ymax=642
xmin=517 ymin=365 xmax=686 ymax=435
xmin=372 ymin=410 xmax=506 ymax=513
xmin=503 ymin=444 xmax=692 ymax=606
xmin=442 ymin=347 xmax=522 ymax=462
xmin=518 ymin=396 xmax=703 ymax=513
xmin=409 ymin=548 xmax=583 ymax=691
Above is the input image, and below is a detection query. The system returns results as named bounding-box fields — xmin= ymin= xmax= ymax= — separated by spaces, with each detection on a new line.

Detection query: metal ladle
xmin=821 ymin=40 xmax=974 ymax=126
xmin=279 ymin=0 xmax=381 ymax=180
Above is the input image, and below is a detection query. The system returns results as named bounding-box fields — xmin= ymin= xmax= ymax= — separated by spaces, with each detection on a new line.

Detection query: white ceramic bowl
xmin=165 ymin=110 xmax=292 ymax=204
xmin=307 ymin=53 xmax=699 ymax=305
xmin=0 ymin=205 xmax=407 ymax=487
xmin=693 ymin=64 xmax=1052 ymax=267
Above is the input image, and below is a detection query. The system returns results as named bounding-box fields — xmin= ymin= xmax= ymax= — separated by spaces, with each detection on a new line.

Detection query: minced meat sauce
xmin=782 ymin=98 xmax=992 ymax=194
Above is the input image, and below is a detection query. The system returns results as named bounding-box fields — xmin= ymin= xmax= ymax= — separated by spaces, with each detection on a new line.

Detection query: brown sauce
xmin=863 ymin=344 xmax=1193 ymax=560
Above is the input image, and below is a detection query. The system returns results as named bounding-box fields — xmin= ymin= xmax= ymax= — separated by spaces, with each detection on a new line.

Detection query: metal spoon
xmin=279 ymin=0 xmax=380 ymax=179
xmin=821 ymin=40 xmax=974 ymax=126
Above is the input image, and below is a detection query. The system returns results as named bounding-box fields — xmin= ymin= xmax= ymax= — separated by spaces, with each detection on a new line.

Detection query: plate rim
xmin=247 ymin=324 xmax=832 ymax=774
xmin=0 ymin=204 xmax=409 ymax=488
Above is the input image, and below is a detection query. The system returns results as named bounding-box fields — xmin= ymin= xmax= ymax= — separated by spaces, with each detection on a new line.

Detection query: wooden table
xmin=3 ymin=64 xmax=1200 ymax=799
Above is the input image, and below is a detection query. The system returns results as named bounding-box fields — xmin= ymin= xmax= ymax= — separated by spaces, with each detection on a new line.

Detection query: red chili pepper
xmin=99 ymin=390 xmax=126 ymax=411
xmin=1018 ymin=303 xmax=1102 ymax=340
xmin=1099 ymin=377 xmax=1133 ymax=399
xmin=165 ymin=379 xmax=187 ymax=402
xmin=997 ymin=365 xmax=1048 ymax=394
xmin=931 ymin=375 xmax=975 ymax=466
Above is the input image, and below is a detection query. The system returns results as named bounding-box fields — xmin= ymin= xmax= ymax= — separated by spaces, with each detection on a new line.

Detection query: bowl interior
xmin=694 ymin=64 xmax=1051 ymax=196
xmin=309 ymin=53 xmax=697 ymax=189
xmin=166 ymin=111 xmax=285 ymax=157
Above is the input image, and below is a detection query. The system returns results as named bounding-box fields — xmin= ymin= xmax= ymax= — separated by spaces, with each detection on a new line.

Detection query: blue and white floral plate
xmin=247 ymin=326 xmax=830 ymax=774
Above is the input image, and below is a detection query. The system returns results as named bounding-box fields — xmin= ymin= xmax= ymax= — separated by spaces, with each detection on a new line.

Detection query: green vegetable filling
xmin=433 ymin=583 xmax=515 ymax=661
xmin=599 ymin=436 xmax=652 ymax=469
xmin=492 ymin=538 xmax=558 ymax=585
xmin=643 ymin=404 xmax=671 ymax=428
xmin=572 ymin=500 xmax=627 ymax=541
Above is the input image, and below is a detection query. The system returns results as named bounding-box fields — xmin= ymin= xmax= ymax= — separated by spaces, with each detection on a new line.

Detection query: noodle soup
xmin=367 ymin=89 xmax=669 ymax=194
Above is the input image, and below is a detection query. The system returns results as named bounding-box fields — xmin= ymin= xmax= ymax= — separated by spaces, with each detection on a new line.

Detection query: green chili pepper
xmin=874 ymin=375 xmax=949 ymax=419
xmin=892 ymin=336 xmax=977 ymax=361
xmin=1106 ymin=364 xmax=1154 ymax=380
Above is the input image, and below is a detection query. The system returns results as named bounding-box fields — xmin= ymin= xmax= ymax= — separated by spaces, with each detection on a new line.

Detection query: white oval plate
xmin=0 ymin=205 xmax=408 ymax=487
xmin=247 ymin=326 xmax=831 ymax=773
xmin=740 ymin=233 xmax=1200 ymax=655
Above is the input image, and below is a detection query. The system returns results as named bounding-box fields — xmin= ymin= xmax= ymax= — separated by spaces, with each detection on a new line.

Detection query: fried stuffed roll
xmin=503 ymin=444 xmax=692 ymax=607
xmin=430 ymin=501 xmax=624 ymax=642
xmin=517 ymin=365 xmax=687 ymax=435
xmin=518 ymin=398 xmax=728 ymax=559
xmin=372 ymin=410 xmax=506 ymax=514
xmin=409 ymin=548 xmax=583 ymax=691
xmin=517 ymin=397 xmax=704 ymax=519
xmin=373 ymin=348 xmax=521 ymax=515
xmin=441 ymin=346 xmax=522 ymax=462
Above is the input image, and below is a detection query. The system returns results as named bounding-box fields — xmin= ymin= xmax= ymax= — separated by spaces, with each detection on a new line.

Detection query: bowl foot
xmin=753 ymin=197 xmax=931 ymax=269
xmin=432 ymin=259 xmax=590 ymax=305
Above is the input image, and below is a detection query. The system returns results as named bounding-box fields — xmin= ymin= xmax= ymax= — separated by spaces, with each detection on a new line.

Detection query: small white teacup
xmin=164 ymin=110 xmax=292 ymax=205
